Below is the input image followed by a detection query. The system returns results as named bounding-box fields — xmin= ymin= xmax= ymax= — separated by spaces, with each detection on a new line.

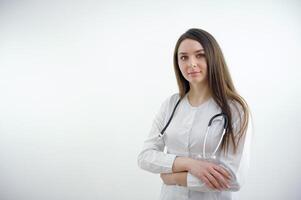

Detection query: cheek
xmin=201 ymin=63 xmax=208 ymax=72
xmin=178 ymin=65 xmax=187 ymax=76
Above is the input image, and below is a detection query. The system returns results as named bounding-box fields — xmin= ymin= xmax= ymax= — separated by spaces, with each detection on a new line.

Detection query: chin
xmin=189 ymin=78 xmax=205 ymax=84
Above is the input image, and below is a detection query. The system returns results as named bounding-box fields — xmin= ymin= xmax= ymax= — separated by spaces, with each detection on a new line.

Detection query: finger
xmin=206 ymin=173 xmax=222 ymax=190
xmin=213 ymin=165 xmax=232 ymax=180
xmin=210 ymin=169 xmax=229 ymax=189
xmin=201 ymin=175 xmax=215 ymax=190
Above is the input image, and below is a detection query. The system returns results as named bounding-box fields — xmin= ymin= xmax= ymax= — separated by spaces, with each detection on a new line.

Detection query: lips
xmin=188 ymin=71 xmax=200 ymax=74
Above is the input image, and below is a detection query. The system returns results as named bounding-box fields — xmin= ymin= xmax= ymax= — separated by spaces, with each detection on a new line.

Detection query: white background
xmin=0 ymin=0 xmax=300 ymax=199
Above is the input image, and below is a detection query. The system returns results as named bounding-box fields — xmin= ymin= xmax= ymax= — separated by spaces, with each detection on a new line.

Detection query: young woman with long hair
xmin=137 ymin=28 xmax=252 ymax=200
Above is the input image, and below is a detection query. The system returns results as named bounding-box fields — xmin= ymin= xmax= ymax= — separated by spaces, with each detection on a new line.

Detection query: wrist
xmin=173 ymin=173 xmax=180 ymax=185
xmin=172 ymin=173 xmax=178 ymax=185
xmin=174 ymin=172 xmax=188 ymax=187
xmin=179 ymin=157 xmax=193 ymax=171
xmin=172 ymin=157 xmax=195 ymax=172
xmin=185 ymin=157 xmax=194 ymax=171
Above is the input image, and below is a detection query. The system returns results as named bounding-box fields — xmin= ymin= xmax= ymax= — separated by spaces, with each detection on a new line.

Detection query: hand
xmin=187 ymin=159 xmax=232 ymax=190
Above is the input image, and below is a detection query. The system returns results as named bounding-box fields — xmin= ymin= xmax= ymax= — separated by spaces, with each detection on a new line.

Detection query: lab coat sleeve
xmin=187 ymin=104 xmax=253 ymax=192
xmin=137 ymin=94 xmax=178 ymax=174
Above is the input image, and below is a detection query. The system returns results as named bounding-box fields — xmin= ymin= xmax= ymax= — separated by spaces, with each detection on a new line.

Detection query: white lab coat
xmin=137 ymin=93 xmax=252 ymax=200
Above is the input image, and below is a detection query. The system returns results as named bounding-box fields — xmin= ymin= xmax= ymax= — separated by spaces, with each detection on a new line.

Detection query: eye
xmin=180 ymin=56 xmax=188 ymax=61
xmin=196 ymin=53 xmax=205 ymax=58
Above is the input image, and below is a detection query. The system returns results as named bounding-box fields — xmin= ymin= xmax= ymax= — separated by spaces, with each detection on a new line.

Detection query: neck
xmin=187 ymin=82 xmax=212 ymax=104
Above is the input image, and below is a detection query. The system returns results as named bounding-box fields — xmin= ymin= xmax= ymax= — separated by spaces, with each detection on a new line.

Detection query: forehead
xmin=178 ymin=39 xmax=204 ymax=54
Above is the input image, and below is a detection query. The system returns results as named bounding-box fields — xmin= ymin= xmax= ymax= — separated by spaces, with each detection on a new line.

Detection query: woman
xmin=137 ymin=28 xmax=252 ymax=200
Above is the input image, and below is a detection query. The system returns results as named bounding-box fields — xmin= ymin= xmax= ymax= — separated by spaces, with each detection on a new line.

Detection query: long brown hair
xmin=173 ymin=28 xmax=249 ymax=154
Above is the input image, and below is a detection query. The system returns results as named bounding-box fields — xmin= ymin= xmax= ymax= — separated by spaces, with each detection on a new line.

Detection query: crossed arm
xmin=138 ymin=97 xmax=251 ymax=191
xmin=160 ymin=157 xmax=232 ymax=190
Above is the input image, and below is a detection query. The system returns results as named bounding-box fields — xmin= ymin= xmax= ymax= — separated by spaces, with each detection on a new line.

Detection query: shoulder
xmin=157 ymin=92 xmax=181 ymax=116
xmin=160 ymin=92 xmax=181 ymax=110
xmin=155 ymin=92 xmax=181 ymax=122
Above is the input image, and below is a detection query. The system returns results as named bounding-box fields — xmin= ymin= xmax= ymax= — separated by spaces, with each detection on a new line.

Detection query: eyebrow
xmin=178 ymin=49 xmax=205 ymax=55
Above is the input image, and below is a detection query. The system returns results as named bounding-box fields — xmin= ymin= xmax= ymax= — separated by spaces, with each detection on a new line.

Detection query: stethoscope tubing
xmin=158 ymin=97 xmax=228 ymax=159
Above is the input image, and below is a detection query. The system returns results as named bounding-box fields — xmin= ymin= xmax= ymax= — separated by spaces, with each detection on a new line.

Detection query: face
xmin=177 ymin=39 xmax=208 ymax=85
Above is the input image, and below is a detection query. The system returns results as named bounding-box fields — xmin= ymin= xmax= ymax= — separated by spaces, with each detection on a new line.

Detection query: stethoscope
xmin=158 ymin=97 xmax=229 ymax=159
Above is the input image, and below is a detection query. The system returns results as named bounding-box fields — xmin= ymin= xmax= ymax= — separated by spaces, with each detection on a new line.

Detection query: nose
xmin=190 ymin=63 xmax=197 ymax=68
xmin=189 ymin=61 xmax=197 ymax=68
xmin=189 ymin=57 xmax=198 ymax=68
